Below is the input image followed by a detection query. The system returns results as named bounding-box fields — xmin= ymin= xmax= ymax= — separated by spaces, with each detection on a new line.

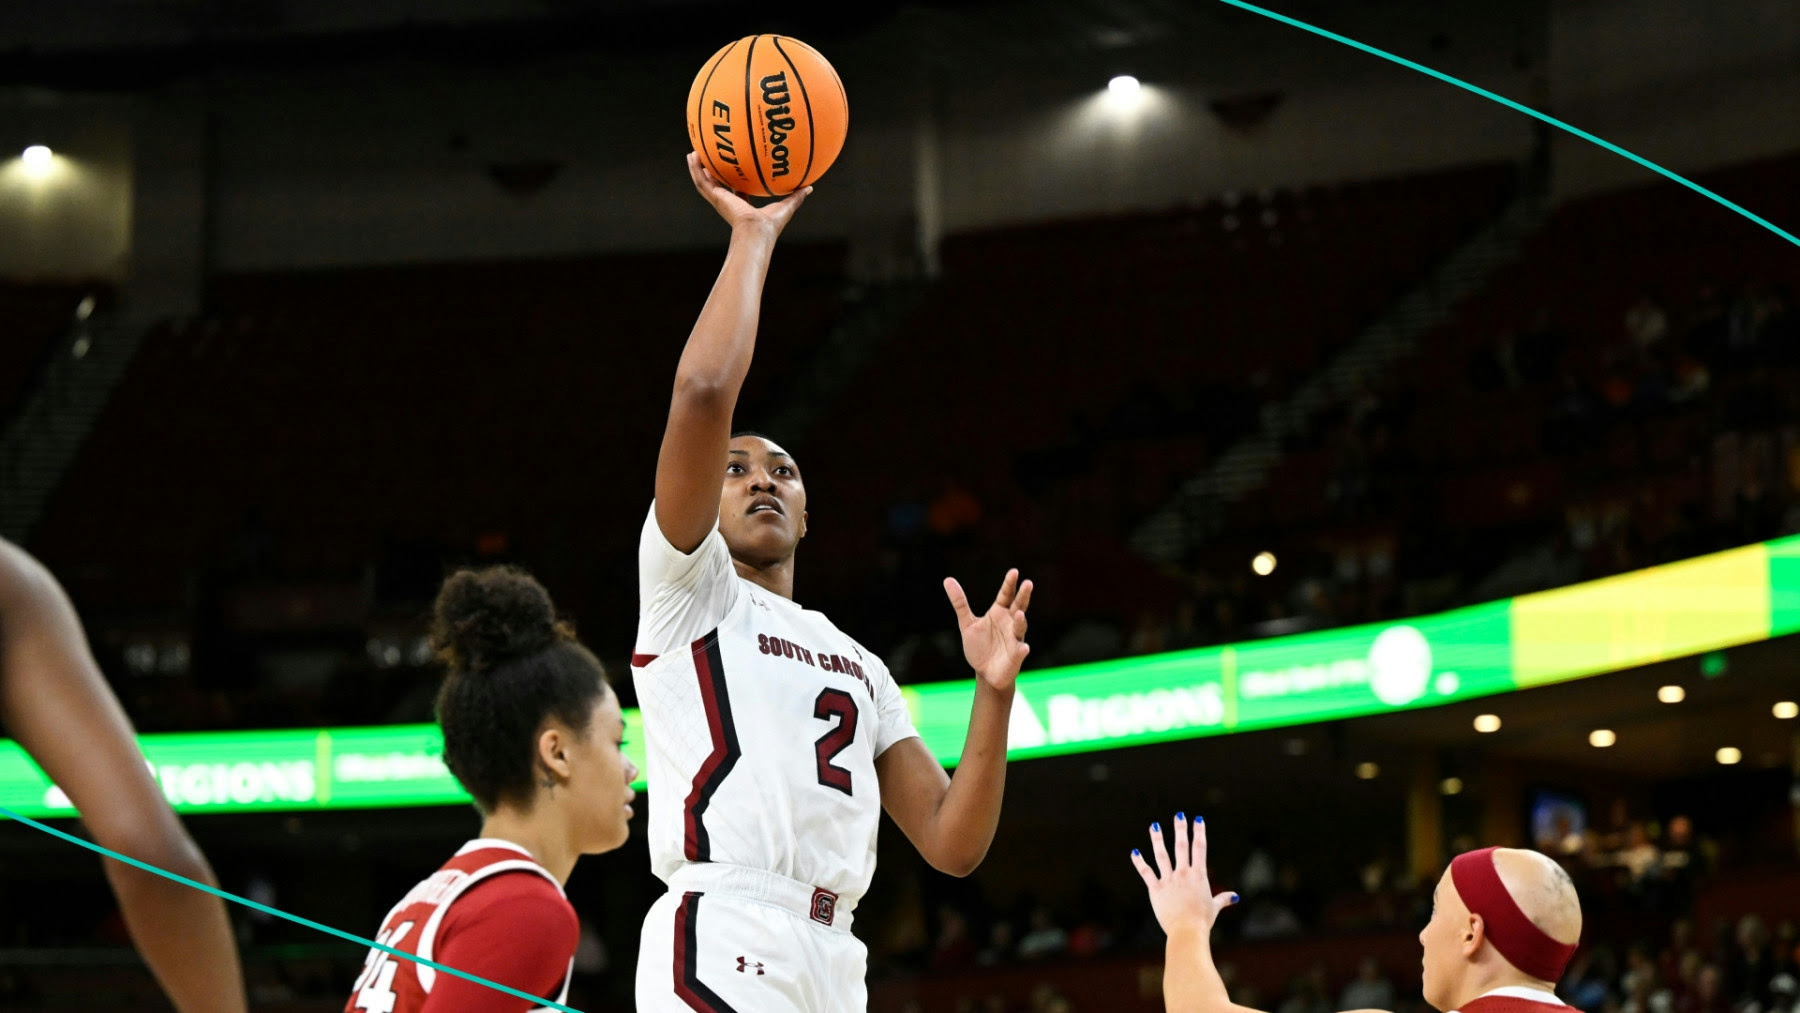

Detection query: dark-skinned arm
xmin=0 ymin=539 xmax=246 ymax=1013
xmin=875 ymin=570 xmax=1032 ymax=877
xmin=654 ymin=152 xmax=810 ymax=552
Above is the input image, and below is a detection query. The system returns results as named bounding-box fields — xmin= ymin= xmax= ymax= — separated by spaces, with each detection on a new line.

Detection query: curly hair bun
xmin=431 ymin=566 xmax=563 ymax=673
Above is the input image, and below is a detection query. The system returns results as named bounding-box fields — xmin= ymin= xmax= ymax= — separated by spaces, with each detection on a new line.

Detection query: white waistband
xmin=666 ymin=863 xmax=856 ymax=933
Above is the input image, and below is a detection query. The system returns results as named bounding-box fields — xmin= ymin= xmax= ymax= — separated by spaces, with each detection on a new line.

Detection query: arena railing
xmin=2 ymin=532 xmax=1797 ymax=816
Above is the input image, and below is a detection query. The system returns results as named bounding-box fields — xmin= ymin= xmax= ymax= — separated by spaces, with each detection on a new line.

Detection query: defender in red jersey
xmin=1132 ymin=814 xmax=1582 ymax=1013
xmin=347 ymin=567 xmax=638 ymax=1013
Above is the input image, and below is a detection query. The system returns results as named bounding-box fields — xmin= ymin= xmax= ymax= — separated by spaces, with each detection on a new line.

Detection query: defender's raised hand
xmin=1132 ymin=813 xmax=1239 ymax=938
xmin=687 ymin=151 xmax=810 ymax=236
xmin=944 ymin=569 xmax=1033 ymax=690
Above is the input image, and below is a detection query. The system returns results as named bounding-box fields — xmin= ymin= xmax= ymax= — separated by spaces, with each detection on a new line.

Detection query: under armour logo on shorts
xmin=736 ymin=956 xmax=765 ymax=975
xmin=810 ymin=887 xmax=837 ymax=926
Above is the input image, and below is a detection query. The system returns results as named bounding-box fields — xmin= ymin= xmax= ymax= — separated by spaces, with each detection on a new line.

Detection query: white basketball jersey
xmin=632 ymin=506 xmax=919 ymax=906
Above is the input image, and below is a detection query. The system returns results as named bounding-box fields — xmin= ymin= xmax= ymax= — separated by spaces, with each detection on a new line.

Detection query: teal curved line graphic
xmin=0 ymin=804 xmax=585 ymax=1013
xmin=1214 ymin=0 xmax=1800 ymax=248
xmin=3 ymin=10 xmax=1796 ymax=1007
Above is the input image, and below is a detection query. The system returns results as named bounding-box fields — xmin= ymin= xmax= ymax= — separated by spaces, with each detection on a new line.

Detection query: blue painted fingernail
xmin=1176 ymin=812 xmax=1186 ymax=822
xmin=1132 ymin=849 xmax=1141 ymax=857
xmin=1151 ymin=822 xmax=1160 ymax=832
xmin=1231 ymin=893 xmax=1240 ymax=903
xmin=1197 ymin=815 xmax=1205 ymax=824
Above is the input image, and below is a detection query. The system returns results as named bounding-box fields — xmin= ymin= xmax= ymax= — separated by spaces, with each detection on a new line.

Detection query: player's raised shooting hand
xmin=688 ymin=152 xmax=810 ymax=239
xmin=943 ymin=569 xmax=1032 ymax=691
xmin=1132 ymin=814 xmax=1239 ymax=939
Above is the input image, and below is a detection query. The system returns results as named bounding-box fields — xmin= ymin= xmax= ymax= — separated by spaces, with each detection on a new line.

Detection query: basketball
xmin=687 ymin=34 xmax=847 ymax=197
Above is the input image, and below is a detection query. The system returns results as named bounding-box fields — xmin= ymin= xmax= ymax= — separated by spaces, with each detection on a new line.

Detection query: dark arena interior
xmin=1 ymin=0 xmax=1798 ymax=1010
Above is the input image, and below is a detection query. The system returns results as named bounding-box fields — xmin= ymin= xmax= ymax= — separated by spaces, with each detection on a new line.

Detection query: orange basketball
xmin=687 ymin=35 xmax=847 ymax=197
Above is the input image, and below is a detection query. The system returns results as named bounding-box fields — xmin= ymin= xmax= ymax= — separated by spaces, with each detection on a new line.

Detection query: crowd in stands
xmin=8 ymin=162 xmax=1520 ymax=729
xmin=1107 ymin=151 xmax=1800 ymax=662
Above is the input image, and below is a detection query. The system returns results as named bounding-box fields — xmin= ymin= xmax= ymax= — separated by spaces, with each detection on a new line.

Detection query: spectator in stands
xmin=1664 ymin=920 xmax=1701 ymax=987
xmin=1565 ymin=946 xmax=1619 ymax=1013
xmin=1685 ymin=962 xmax=1726 ymax=1013
xmin=927 ymin=480 xmax=983 ymax=540
xmin=1240 ymin=896 xmax=1304 ymax=941
xmin=1617 ymin=824 xmax=1662 ymax=884
xmin=1767 ymin=973 xmax=1798 ymax=1013
xmin=933 ymin=905 xmax=979 ymax=971
xmin=1169 ymin=597 xmax=1205 ymax=651
xmin=1275 ymin=964 xmax=1332 ymax=1013
xmin=1775 ymin=922 xmax=1798 ymax=977
xmin=1030 ymin=981 xmax=1075 ymax=1013
xmin=977 ymin=919 xmax=1016 ymax=967
xmin=1622 ymin=943 xmax=1674 ymax=1013
xmin=1730 ymin=916 xmax=1776 ymax=1012
xmin=1627 ymin=295 xmax=1672 ymax=355
xmin=1725 ymin=280 xmax=1780 ymax=368
xmin=1340 ymin=957 xmax=1398 ymax=1011
xmin=1017 ymin=905 xmax=1070 ymax=961
xmin=1686 ymin=280 xmax=1730 ymax=369
xmin=1129 ymin=610 xmax=1169 ymax=656
xmin=1241 ymin=843 xmax=1279 ymax=897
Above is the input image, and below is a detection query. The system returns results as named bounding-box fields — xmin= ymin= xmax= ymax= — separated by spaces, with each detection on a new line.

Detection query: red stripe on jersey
xmin=681 ymin=634 xmax=740 ymax=862
xmin=672 ymin=891 xmax=740 ymax=1013
xmin=632 ymin=653 xmax=659 ymax=668
xmin=1462 ymin=996 xmax=1570 ymax=1013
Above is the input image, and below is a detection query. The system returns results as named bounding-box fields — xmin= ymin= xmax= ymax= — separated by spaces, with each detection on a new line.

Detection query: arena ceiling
xmin=0 ymin=0 xmax=1542 ymax=91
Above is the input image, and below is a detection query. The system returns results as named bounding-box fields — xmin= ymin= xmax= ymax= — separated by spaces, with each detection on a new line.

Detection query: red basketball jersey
xmin=1460 ymin=987 xmax=1571 ymax=1013
xmin=345 ymin=839 xmax=577 ymax=1013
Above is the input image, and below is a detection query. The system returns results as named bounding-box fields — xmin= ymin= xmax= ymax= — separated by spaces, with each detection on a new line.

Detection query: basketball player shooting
xmin=1133 ymin=814 xmax=1582 ymax=1013
xmin=631 ymin=153 xmax=1033 ymax=1012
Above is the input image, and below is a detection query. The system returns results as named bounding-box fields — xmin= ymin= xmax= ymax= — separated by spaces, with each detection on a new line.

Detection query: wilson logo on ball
xmin=760 ymin=72 xmax=794 ymax=178
xmin=687 ymin=34 xmax=847 ymax=197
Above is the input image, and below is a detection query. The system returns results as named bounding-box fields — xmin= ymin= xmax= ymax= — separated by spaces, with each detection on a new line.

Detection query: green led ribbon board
xmin=5 ymin=535 xmax=1798 ymax=817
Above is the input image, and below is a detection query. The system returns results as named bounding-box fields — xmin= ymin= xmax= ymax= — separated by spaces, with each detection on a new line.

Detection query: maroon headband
xmin=1449 ymin=847 xmax=1578 ymax=983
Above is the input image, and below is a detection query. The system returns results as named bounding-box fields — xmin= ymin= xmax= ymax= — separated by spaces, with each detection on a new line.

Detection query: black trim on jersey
xmin=675 ymin=891 xmax=741 ymax=1013
xmin=683 ymin=633 xmax=741 ymax=863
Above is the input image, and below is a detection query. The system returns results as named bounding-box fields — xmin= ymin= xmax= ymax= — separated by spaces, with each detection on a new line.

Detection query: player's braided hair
xmin=430 ymin=565 xmax=610 ymax=812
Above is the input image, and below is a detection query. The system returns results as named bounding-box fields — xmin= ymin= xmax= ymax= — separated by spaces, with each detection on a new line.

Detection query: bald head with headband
xmin=1419 ymin=848 xmax=1583 ymax=1012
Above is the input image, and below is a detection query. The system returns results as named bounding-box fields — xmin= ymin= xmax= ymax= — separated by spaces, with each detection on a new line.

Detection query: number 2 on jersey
xmin=813 ymin=688 xmax=859 ymax=795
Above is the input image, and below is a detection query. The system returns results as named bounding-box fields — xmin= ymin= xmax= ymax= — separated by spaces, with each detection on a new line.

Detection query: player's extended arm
xmin=0 ymin=540 xmax=246 ymax=1013
xmin=1131 ymin=813 xmax=1268 ymax=1013
xmin=875 ymin=570 xmax=1032 ymax=877
xmin=654 ymin=152 xmax=811 ymax=552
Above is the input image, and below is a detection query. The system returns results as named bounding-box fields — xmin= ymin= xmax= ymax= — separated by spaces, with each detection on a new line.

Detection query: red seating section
xmin=23 ymin=163 xmax=1516 ymax=716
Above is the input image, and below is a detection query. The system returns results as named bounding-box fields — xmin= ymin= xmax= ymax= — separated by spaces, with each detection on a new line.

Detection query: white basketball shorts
xmin=635 ymin=864 xmax=868 ymax=1013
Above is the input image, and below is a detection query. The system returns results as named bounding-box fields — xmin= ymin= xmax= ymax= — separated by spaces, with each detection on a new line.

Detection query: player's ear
xmin=799 ymin=509 xmax=808 ymax=539
xmin=1462 ymin=913 xmax=1484 ymax=957
xmin=537 ymin=725 xmax=574 ymax=782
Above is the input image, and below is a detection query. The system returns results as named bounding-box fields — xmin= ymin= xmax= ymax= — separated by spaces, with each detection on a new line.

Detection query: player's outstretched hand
xmin=944 ymin=569 xmax=1032 ymax=691
xmin=1132 ymin=813 xmax=1239 ymax=939
xmin=687 ymin=151 xmax=810 ymax=238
